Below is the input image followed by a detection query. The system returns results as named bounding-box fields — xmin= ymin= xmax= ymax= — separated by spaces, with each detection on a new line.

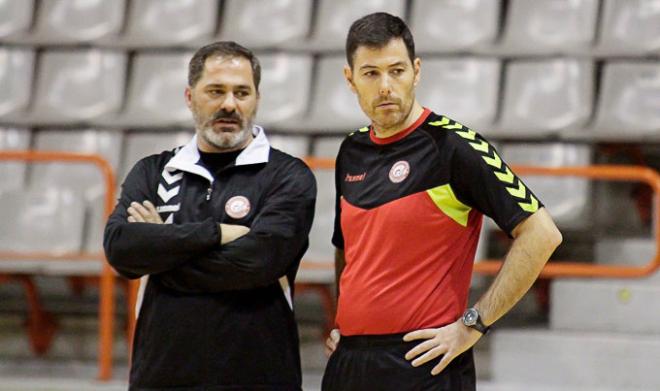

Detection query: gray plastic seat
xmin=27 ymin=50 xmax=127 ymax=125
xmin=256 ymin=54 xmax=313 ymax=127
xmin=306 ymin=169 xmax=334 ymax=256
xmin=593 ymin=62 xmax=660 ymax=139
xmin=500 ymin=143 xmax=592 ymax=230
xmin=32 ymin=129 xmax=122 ymax=202
xmin=0 ymin=0 xmax=34 ymax=39
xmin=0 ymin=187 xmax=84 ymax=254
xmin=411 ymin=0 xmax=500 ymax=53
xmin=268 ymin=135 xmax=309 ymax=158
xmin=299 ymin=137 xmax=345 ymax=282
xmin=598 ymin=0 xmax=660 ymax=55
xmin=501 ymin=0 xmax=598 ymax=54
xmin=0 ymin=127 xmax=30 ymax=194
xmin=220 ymin=0 xmax=312 ymax=48
xmin=96 ymin=52 xmax=193 ymax=128
xmin=595 ymin=238 xmax=657 ymax=269
xmin=314 ymin=137 xmax=345 ymax=158
xmin=0 ymin=47 xmax=35 ymax=120
xmin=104 ymin=0 xmax=217 ymax=47
xmin=499 ymin=59 xmax=593 ymax=136
xmin=303 ymin=56 xmax=369 ymax=132
xmin=32 ymin=129 xmax=122 ymax=253
xmin=6 ymin=0 xmax=125 ymax=44
xmin=309 ymin=0 xmax=406 ymax=50
xmin=416 ymin=57 xmax=500 ymax=131
xmin=121 ymin=131 xmax=193 ymax=180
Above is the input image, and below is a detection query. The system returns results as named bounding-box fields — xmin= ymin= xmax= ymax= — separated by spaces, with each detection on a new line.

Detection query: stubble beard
xmin=193 ymin=109 xmax=254 ymax=151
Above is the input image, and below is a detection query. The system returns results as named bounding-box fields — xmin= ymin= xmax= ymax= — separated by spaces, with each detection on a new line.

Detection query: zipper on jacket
xmin=206 ymin=186 xmax=212 ymax=201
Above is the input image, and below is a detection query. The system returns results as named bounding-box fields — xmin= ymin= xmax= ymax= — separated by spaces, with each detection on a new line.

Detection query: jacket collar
xmin=164 ymin=125 xmax=270 ymax=183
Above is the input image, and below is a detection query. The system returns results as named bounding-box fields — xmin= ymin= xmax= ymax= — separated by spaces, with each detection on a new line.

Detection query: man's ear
xmin=184 ymin=86 xmax=193 ymax=109
xmin=413 ymin=58 xmax=421 ymax=87
xmin=344 ymin=65 xmax=357 ymax=94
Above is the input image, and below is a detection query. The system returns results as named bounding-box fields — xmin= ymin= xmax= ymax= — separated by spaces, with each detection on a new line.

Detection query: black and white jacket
xmin=104 ymin=126 xmax=316 ymax=390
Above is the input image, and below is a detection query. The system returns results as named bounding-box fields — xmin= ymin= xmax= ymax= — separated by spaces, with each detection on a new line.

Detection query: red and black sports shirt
xmin=332 ymin=108 xmax=543 ymax=336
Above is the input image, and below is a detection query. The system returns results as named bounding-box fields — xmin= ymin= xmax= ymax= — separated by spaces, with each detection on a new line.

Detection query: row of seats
xmin=1 ymin=48 xmax=658 ymax=138
xmin=1 ymin=0 xmax=658 ymax=54
xmin=0 ymin=127 xmax=592 ymax=259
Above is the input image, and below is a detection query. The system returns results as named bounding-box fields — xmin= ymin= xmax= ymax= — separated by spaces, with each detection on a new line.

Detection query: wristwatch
xmin=461 ymin=307 xmax=491 ymax=335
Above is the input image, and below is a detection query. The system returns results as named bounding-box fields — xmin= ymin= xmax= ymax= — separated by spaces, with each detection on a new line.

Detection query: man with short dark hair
xmin=104 ymin=41 xmax=316 ymax=390
xmin=322 ymin=13 xmax=562 ymax=391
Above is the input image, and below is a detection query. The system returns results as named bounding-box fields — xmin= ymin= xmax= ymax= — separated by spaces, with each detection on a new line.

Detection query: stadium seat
xmin=0 ymin=0 xmax=34 ymax=39
xmin=416 ymin=57 xmax=500 ymax=131
xmin=220 ymin=0 xmax=312 ymax=48
xmin=95 ymin=52 xmax=193 ymax=128
xmin=498 ymin=59 xmax=593 ymax=137
xmin=592 ymin=62 xmax=660 ymax=140
xmin=32 ymin=129 xmax=122 ymax=253
xmin=304 ymin=169 xmax=334 ymax=258
xmin=595 ymin=237 xmax=656 ymax=268
xmin=593 ymin=177 xmax=650 ymax=235
xmin=0 ymin=127 xmax=30 ymax=194
xmin=598 ymin=0 xmax=660 ymax=55
xmin=0 ymin=187 xmax=85 ymax=254
xmin=301 ymin=56 xmax=369 ymax=133
xmin=121 ymin=131 xmax=193 ymax=180
xmin=500 ymin=143 xmax=592 ymax=230
xmin=300 ymin=137 xmax=343 ymax=278
xmin=256 ymin=54 xmax=313 ymax=127
xmin=410 ymin=0 xmax=500 ymax=53
xmin=5 ymin=0 xmax=125 ymax=44
xmin=308 ymin=0 xmax=406 ymax=50
xmin=32 ymin=129 xmax=121 ymax=201
xmin=299 ymin=153 xmax=337 ymax=333
xmin=268 ymin=135 xmax=309 ymax=158
xmin=26 ymin=50 xmax=127 ymax=125
xmin=0 ymin=47 xmax=35 ymax=120
xmin=101 ymin=0 xmax=218 ymax=48
xmin=500 ymin=0 xmax=598 ymax=54
xmin=314 ymin=137 xmax=345 ymax=158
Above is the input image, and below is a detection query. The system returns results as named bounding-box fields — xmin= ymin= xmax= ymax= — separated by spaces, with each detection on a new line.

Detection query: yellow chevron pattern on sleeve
xmin=469 ymin=139 xmax=490 ymax=153
xmin=506 ymin=181 xmax=527 ymax=198
xmin=349 ymin=126 xmax=370 ymax=136
xmin=428 ymin=118 xmax=450 ymax=127
xmin=482 ymin=151 xmax=502 ymax=169
xmin=428 ymin=115 xmax=539 ymax=213
xmin=494 ymin=166 xmax=515 ymax=184
xmin=519 ymin=195 xmax=539 ymax=212
xmin=455 ymin=129 xmax=477 ymax=141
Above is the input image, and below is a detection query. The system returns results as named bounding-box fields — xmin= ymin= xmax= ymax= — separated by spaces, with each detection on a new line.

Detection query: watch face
xmin=463 ymin=308 xmax=478 ymax=326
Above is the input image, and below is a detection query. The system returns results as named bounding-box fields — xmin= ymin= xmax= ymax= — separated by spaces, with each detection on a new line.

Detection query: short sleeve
xmin=448 ymin=129 xmax=543 ymax=237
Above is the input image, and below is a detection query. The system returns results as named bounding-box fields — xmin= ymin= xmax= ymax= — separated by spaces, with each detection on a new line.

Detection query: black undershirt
xmin=198 ymin=149 xmax=243 ymax=176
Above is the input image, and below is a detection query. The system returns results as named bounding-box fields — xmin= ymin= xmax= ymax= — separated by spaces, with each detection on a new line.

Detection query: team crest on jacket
xmin=225 ymin=196 xmax=251 ymax=219
xmin=389 ymin=161 xmax=410 ymax=183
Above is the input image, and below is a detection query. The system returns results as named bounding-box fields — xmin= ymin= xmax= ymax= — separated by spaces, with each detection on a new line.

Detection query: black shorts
xmin=321 ymin=333 xmax=476 ymax=391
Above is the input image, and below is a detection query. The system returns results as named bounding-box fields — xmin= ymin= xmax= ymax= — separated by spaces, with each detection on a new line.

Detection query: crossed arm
xmin=103 ymin=160 xmax=316 ymax=292
xmin=126 ymin=200 xmax=249 ymax=245
xmin=326 ymin=208 xmax=562 ymax=375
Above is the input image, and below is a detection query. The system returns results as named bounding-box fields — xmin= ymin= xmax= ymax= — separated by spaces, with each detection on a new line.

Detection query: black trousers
xmin=321 ymin=333 xmax=476 ymax=391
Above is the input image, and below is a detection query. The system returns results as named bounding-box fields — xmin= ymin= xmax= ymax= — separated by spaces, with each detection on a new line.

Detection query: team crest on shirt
xmin=225 ymin=195 xmax=251 ymax=219
xmin=389 ymin=161 xmax=410 ymax=183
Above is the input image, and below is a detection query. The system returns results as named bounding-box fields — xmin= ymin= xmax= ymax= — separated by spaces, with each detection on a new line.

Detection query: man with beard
xmin=322 ymin=13 xmax=562 ymax=391
xmin=104 ymin=41 xmax=316 ymax=390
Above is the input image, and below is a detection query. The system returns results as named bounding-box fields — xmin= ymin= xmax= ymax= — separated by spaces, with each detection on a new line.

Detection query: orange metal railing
xmin=475 ymin=165 xmax=660 ymax=278
xmin=0 ymin=151 xmax=117 ymax=380
xmin=304 ymin=158 xmax=660 ymax=279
